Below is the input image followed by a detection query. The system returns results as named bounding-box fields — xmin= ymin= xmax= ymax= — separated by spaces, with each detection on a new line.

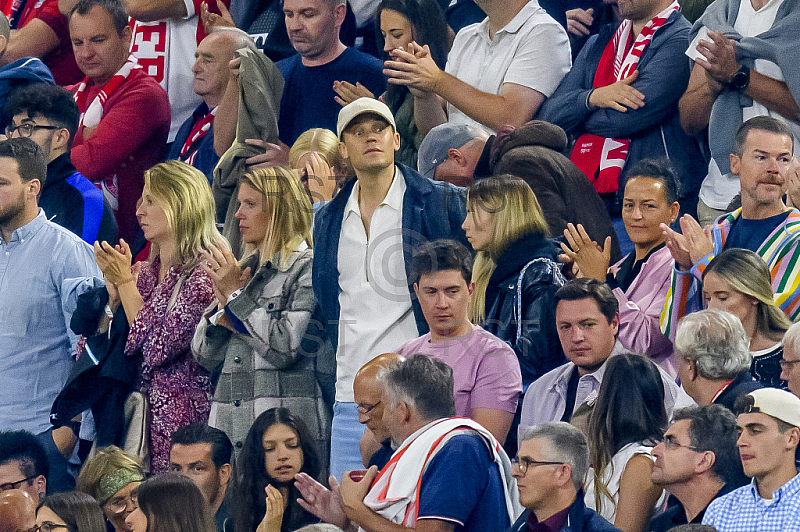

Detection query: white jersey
xmin=129 ymin=0 xmax=214 ymax=141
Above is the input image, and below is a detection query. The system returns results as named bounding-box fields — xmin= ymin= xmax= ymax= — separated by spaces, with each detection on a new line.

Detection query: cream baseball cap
xmin=742 ymin=388 xmax=800 ymax=428
xmin=337 ymin=97 xmax=396 ymax=139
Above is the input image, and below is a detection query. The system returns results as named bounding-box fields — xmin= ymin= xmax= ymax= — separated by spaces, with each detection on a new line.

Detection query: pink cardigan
xmin=610 ymin=246 xmax=677 ymax=378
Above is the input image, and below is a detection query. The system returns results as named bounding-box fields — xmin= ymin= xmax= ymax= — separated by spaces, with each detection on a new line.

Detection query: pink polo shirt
xmin=397 ymin=325 xmax=522 ymax=416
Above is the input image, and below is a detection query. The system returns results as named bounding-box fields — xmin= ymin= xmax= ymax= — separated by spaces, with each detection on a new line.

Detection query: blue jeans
xmin=329 ymin=402 xmax=366 ymax=482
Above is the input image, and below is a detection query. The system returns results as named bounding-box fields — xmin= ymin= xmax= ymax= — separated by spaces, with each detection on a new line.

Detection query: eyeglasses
xmin=32 ymin=523 xmax=73 ymax=532
xmin=511 ymin=457 xmax=564 ymax=475
xmin=5 ymin=123 xmax=59 ymax=138
xmin=356 ymin=401 xmax=381 ymax=415
xmin=779 ymin=358 xmax=800 ymax=371
xmin=104 ymin=492 xmax=139 ymax=515
xmin=0 ymin=475 xmax=36 ymax=491
xmin=662 ymin=434 xmax=702 ymax=452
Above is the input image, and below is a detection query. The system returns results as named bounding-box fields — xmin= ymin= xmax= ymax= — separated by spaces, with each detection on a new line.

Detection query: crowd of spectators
xmin=1 ymin=0 xmax=800 ymax=530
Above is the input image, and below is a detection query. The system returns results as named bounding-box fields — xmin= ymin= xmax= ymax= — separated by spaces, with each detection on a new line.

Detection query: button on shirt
xmin=703 ymin=474 xmax=800 ymax=531
xmin=444 ymin=0 xmax=571 ymax=134
xmin=0 ymin=210 xmax=101 ymax=434
xmin=336 ymin=167 xmax=419 ymax=401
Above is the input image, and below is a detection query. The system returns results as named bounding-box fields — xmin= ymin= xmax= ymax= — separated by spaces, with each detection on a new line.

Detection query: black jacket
xmin=713 ymin=370 xmax=763 ymax=412
xmin=482 ymin=232 xmax=567 ymax=387
xmin=41 ymin=153 xmax=117 ymax=244
xmin=51 ymin=286 xmax=138 ymax=446
xmin=475 ymin=121 xmax=622 ymax=263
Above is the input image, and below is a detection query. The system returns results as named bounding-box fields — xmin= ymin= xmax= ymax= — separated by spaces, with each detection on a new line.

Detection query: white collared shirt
xmin=444 ymin=0 xmax=571 ymax=134
xmin=335 ymin=167 xmax=419 ymax=401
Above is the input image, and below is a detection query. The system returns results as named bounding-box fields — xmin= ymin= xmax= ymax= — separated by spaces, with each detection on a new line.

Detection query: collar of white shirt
xmin=343 ymin=166 xmax=406 ymax=219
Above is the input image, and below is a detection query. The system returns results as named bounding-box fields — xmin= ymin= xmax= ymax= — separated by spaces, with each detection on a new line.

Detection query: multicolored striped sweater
xmin=660 ymin=208 xmax=800 ymax=338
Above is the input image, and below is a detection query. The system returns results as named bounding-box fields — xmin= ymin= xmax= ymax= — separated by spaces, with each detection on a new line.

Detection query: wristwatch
xmin=727 ymin=65 xmax=750 ymax=92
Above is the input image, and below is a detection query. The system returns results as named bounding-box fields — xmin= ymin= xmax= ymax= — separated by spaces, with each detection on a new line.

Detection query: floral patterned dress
xmin=125 ymin=256 xmax=215 ymax=472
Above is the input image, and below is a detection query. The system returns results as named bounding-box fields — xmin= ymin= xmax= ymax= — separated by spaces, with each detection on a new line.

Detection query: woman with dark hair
xmin=584 ymin=355 xmax=668 ymax=532
xmin=36 ymin=492 xmax=105 ymax=532
xmin=333 ymin=0 xmax=448 ymax=167
xmin=232 ymin=407 xmax=321 ymax=532
xmin=124 ymin=474 xmax=215 ymax=532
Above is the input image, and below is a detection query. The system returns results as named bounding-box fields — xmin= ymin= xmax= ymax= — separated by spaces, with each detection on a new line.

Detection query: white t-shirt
xmin=444 ymin=0 xmax=571 ymax=134
xmin=335 ymin=167 xmax=419 ymax=402
xmin=687 ymin=0 xmax=800 ymax=210
xmin=129 ymin=0 xmax=208 ymax=142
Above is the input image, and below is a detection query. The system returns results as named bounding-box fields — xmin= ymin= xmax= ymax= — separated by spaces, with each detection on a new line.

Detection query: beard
xmin=0 ymin=188 xmax=27 ymax=229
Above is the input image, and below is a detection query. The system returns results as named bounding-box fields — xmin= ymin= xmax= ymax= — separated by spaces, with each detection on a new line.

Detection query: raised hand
xmin=256 ymin=485 xmax=284 ymax=532
xmin=294 ymin=473 xmax=348 ymax=529
xmin=244 ymin=139 xmax=291 ymax=168
xmin=589 ymin=71 xmax=645 ymax=112
xmin=94 ymin=239 xmax=134 ymax=286
xmin=566 ymin=8 xmax=594 ymax=37
xmin=694 ymin=30 xmax=739 ymax=88
xmin=333 ymin=81 xmax=376 ymax=107
xmin=202 ymin=242 xmax=251 ymax=302
xmin=660 ymin=214 xmax=713 ymax=271
xmin=303 ymin=151 xmax=338 ymax=204
xmin=200 ymin=0 xmax=235 ymax=33
xmin=560 ymin=223 xmax=611 ymax=281
xmin=384 ymin=42 xmax=442 ymax=93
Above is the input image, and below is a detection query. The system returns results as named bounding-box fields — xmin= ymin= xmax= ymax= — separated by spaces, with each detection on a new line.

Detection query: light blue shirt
xmin=0 ymin=209 xmax=101 ymax=434
xmin=703 ymin=473 xmax=800 ymax=531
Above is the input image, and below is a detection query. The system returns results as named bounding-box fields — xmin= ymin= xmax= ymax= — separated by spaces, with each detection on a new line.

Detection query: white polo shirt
xmin=444 ymin=0 xmax=571 ymax=134
xmin=335 ymin=167 xmax=419 ymax=402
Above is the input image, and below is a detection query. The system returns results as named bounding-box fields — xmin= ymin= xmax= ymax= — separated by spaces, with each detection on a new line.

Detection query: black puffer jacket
xmin=482 ymin=232 xmax=567 ymax=387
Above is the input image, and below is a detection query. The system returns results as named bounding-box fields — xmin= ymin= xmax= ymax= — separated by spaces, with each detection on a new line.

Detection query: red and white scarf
xmin=570 ymin=0 xmax=680 ymax=194
xmin=360 ymin=417 xmax=521 ymax=530
xmin=74 ymin=57 xmax=141 ymax=130
xmin=179 ymin=106 xmax=217 ymax=165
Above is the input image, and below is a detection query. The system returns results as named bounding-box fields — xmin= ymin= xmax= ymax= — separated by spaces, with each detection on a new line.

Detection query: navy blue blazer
xmin=312 ymin=164 xmax=469 ymax=352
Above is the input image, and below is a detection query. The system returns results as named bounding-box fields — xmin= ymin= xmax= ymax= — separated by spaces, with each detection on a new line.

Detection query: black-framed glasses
xmin=662 ymin=434 xmax=702 ymax=452
xmin=356 ymin=401 xmax=381 ymax=415
xmin=511 ymin=457 xmax=564 ymax=475
xmin=32 ymin=523 xmax=73 ymax=532
xmin=780 ymin=358 xmax=800 ymax=371
xmin=5 ymin=123 xmax=59 ymax=138
xmin=0 ymin=475 xmax=36 ymax=491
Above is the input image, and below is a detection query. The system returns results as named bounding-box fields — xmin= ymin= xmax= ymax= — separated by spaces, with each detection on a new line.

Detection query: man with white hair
xmin=674 ymin=309 xmax=762 ymax=410
xmin=508 ymin=422 xmax=619 ymax=532
xmin=296 ymin=355 xmax=520 ymax=532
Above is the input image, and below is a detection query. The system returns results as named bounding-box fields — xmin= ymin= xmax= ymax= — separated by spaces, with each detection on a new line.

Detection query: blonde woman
xmin=94 ymin=161 xmax=224 ymax=473
xmin=192 ymin=166 xmax=331 ymax=460
xmin=289 ymin=128 xmax=351 ymax=205
xmin=462 ymin=175 xmax=566 ymax=390
xmin=702 ymin=248 xmax=793 ymax=388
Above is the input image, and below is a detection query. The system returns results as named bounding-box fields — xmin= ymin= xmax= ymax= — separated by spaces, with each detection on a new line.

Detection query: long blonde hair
xmin=145 ymin=160 xmax=223 ymax=269
xmin=703 ymin=248 xmax=793 ymax=341
xmin=467 ymin=175 xmax=549 ymax=322
xmin=239 ymin=166 xmax=313 ymax=268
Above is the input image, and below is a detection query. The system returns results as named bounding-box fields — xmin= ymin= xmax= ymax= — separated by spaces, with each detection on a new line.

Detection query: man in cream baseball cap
xmin=702 ymin=388 xmax=800 ymax=531
xmin=336 ymin=97 xmax=396 ymax=139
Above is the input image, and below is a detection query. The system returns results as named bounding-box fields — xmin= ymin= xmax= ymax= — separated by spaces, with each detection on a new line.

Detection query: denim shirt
xmin=0 ymin=209 xmax=101 ymax=434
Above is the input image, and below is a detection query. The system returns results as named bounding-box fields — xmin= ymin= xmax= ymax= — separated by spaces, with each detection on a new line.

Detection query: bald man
xmin=0 ymin=490 xmax=36 ymax=532
xmin=353 ymin=353 xmax=404 ymax=470
xmin=167 ymin=28 xmax=252 ymax=183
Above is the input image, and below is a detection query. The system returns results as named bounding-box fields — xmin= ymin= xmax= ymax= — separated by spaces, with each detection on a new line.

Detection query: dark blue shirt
xmin=417 ymin=433 xmax=510 ymax=532
xmin=724 ymin=211 xmax=791 ymax=253
xmin=276 ymin=47 xmax=385 ymax=146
